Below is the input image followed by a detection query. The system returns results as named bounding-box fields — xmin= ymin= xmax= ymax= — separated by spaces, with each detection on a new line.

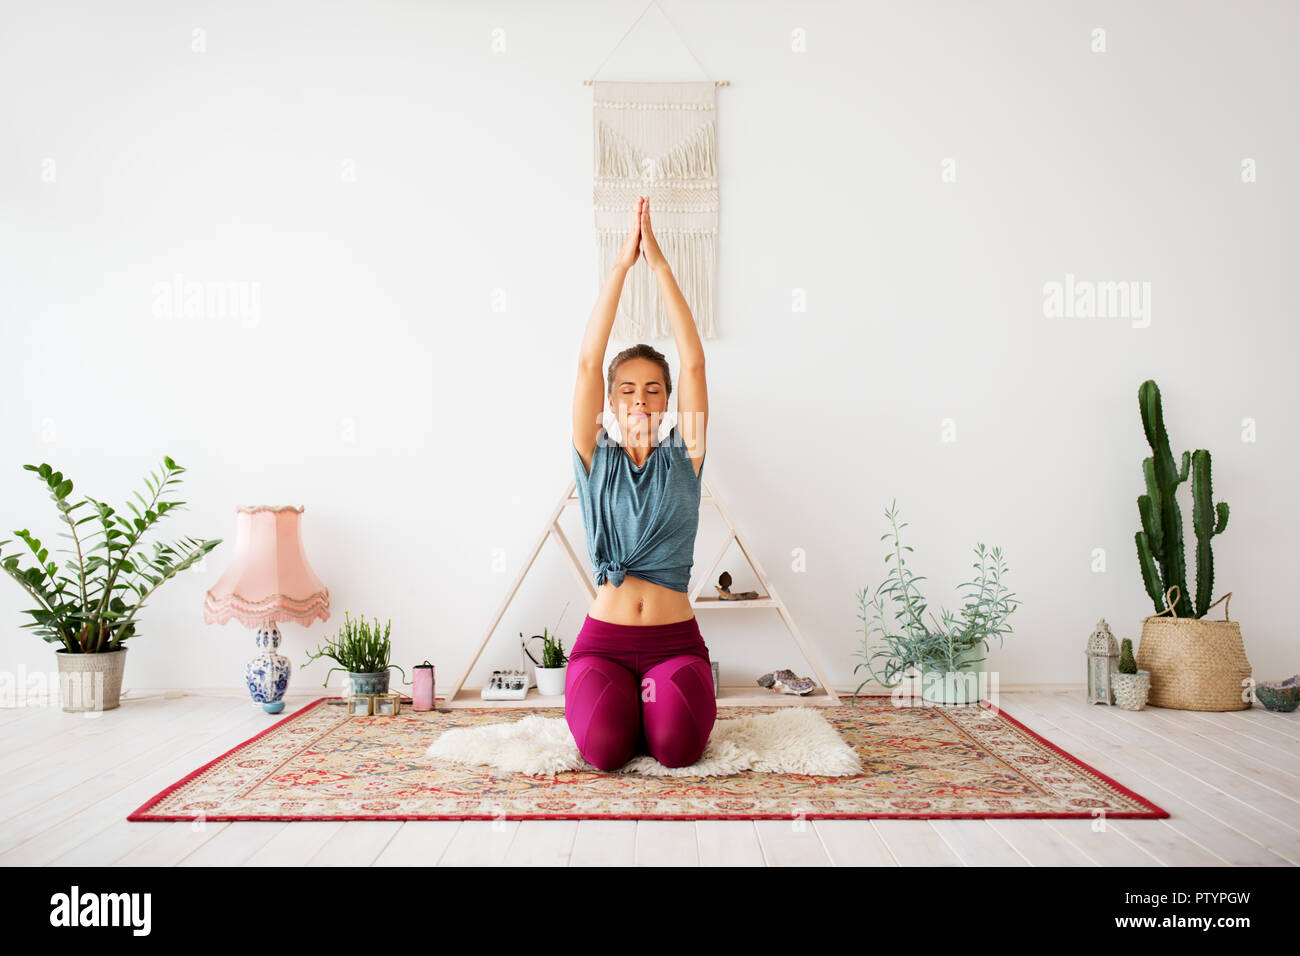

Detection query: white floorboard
xmin=2 ymin=690 xmax=1295 ymax=866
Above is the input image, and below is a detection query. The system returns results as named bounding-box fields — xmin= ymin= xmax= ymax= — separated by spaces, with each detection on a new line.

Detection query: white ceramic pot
xmin=1111 ymin=670 xmax=1151 ymax=711
xmin=534 ymin=665 xmax=567 ymax=697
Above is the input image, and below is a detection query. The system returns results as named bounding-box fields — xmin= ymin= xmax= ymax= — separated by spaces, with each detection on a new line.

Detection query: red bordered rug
xmin=127 ymin=696 xmax=1169 ymax=822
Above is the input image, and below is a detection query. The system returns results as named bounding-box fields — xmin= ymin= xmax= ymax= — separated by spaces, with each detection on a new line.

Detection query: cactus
xmin=1118 ymin=638 xmax=1137 ymax=675
xmin=1191 ymin=449 xmax=1230 ymax=618
xmin=1134 ymin=380 xmax=1230 ymax=619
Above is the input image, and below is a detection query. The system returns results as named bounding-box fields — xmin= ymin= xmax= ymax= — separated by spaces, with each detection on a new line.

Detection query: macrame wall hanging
xmin=585 ymin=0 xmax=728 ymax=340
xmin=592 ymin=80 xmax=719 ymax=341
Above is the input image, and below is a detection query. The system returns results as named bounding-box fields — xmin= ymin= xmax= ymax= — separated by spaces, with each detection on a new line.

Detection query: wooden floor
xmin=2 ymin=690 xmax=1296 ymax=866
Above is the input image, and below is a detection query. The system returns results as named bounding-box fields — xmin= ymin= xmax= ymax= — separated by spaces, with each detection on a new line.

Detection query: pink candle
xmin=413 ymin=661 xmax=436 ymax=711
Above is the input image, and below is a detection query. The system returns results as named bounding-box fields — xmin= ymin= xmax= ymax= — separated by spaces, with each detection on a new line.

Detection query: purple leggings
xmin=564 ymin=614 xmax=716 ymax=771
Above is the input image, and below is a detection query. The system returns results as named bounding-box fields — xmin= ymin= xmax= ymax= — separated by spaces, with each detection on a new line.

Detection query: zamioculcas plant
xmin=0 ymin=457 xmax=222 ymax=653
xmin=1135 ymin=379 xmax=1230 ymax=618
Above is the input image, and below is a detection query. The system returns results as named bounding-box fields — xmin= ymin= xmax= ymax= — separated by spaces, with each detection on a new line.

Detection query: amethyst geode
xmin=1256 ymin=675 xmax=1300 ymax=712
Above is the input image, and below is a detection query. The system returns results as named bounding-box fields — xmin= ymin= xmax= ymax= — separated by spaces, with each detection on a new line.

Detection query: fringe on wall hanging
xmin=593 ymin=80 xmax=719 ymax=341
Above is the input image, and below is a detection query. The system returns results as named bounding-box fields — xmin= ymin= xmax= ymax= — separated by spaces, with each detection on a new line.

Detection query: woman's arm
xmin=574 ymin=198 xmax=646 ymax=468
xmin=639 ymin=199 xmax=707 ymax=471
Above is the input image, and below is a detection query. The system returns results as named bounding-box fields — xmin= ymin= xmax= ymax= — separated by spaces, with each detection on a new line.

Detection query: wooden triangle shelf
xmin=445 ymin=471 xmax=841 ymax=709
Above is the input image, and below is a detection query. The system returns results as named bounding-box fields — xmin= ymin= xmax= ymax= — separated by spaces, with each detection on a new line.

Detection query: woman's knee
xmin=640 ymin=655 xmax=716 ymax=767
xmin=564 ymin=656 xmax=640 ymax=771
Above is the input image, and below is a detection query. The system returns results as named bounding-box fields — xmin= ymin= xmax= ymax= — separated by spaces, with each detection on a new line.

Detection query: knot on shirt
xmin=597 ymin=559 xmax=628 ymax=587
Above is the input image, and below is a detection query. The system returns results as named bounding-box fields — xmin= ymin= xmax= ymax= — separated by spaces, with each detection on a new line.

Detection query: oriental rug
xmin=127 ymin=696 xmax=1169 ymax=822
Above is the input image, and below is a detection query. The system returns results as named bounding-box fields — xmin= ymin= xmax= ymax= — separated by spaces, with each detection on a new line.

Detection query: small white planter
xmin=534 ymin=665 xmax=567 ymax=697
xmin=1111 ymin=670 xmax=1151 ymax=711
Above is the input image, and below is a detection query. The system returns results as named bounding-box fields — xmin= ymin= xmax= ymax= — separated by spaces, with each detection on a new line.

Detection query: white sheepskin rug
xmin=424 ymin=707 xmax=863 ymax=777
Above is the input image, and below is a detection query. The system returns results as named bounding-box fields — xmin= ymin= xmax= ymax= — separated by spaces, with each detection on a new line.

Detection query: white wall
xmin=2 ymin=1 xmax=1296 ymax=701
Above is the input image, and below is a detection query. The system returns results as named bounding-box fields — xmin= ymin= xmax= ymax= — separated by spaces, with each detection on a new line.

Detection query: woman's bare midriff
xmin=588 ymin=574 xmax=695 ymax=626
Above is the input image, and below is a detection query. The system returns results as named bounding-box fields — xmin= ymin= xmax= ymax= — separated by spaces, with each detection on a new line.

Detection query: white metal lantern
xmin=1086 ymin=619 xmax=1120 ymax=705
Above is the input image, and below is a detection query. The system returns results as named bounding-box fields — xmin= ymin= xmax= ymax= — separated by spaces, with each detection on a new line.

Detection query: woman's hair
xmin=607 ymin=343 xmax=672 ymax=399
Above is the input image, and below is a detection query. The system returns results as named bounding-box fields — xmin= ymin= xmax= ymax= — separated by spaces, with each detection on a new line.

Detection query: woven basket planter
xmin=55 ymin=646 xmax=128 ymax=713
xmin=1136 ymin=586 xmax=1251 ymax=712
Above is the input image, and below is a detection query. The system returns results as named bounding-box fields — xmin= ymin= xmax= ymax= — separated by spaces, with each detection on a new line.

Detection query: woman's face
xmin=609 ymin=357 xmax=668 ymax=443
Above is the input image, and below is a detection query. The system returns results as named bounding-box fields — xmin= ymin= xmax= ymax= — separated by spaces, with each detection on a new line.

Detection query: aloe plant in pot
xmin=523 ymin=626 xmax=569 ymax=697
xmin=853 ymin=501 xmax=1020 ymax=706
xmin=303 ymin=611 xmax=409 ymax=699
xmin=0 ymin=457 xmax=222 ymax=712
xmin=521 ymin=601 xmax=571 ymax=697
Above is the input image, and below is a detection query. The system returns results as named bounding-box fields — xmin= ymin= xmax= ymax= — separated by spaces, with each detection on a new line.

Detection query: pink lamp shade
xmin=204 ymin=505 xmax=330 ymax=627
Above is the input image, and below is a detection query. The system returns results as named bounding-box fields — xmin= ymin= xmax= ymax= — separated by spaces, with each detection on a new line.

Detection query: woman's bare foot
xmin=639 ymin=197 xmax=668 ymax=271
xmin=615 ymin=197 xmax=645 ymax=270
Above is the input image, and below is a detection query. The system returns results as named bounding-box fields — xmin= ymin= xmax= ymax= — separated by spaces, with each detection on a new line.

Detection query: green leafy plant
xmin=523 ymin=628 xmax=568 ymax=668
xmin=303 ymin=611 xmax=408 ymax=686
xmin=1117 ymin=637 xmax=1137 ymax=675
xmin=522 ymin=601 xmax=570 ymax=669
xmin=852 ymin=501 xmax=1020 ymax=705
xmin=1135 ymin=378 xmax=1230 ymax=619
xmin=0 ymin=457 xmax=221 ymax=653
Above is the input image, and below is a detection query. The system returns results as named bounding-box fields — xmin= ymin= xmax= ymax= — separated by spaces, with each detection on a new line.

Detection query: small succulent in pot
xmin=1110 ymin=637 xmax=1151 ymax=711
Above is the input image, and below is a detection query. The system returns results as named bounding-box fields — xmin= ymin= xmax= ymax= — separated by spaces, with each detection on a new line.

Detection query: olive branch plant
xmin=852 ymin=501 xmax=1020 ymax=704
xmin=0 ymin=457 xmax=222 ymax=653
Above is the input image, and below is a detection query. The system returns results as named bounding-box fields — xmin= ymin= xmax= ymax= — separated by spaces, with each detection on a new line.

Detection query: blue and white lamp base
xmin=245 ymin=621 xmax=292 ymax=713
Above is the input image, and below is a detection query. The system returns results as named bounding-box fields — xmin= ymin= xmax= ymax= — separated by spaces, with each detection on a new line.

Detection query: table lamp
xmin=204 ymin=505 xmax=330 ymax=713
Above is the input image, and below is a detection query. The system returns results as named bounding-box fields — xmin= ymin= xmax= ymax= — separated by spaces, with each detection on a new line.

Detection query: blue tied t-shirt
xmin=571 ymin=424 xmax=705 ymax=592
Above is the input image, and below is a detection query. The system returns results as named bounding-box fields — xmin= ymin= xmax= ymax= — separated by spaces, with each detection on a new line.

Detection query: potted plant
xmin=1133 ymin=379 xmax=1250 ymax=711
xmin=303 ymin=611 xmax=408 ymax=698
xmin=523 ymin=626 xmax=569 ymax=697
xmin=0 ymin=457 xmax=221 ymax=712
xmin=1110 ymin=637 xmax=1151 ymax=711
xmin=853 ymin=501 xmax=1020 ymax=706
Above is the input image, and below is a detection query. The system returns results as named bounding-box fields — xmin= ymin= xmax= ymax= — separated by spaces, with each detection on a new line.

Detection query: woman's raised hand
xmin=615 ymin=196 xmax=646 ymax=271
xmin=639 ymin=197 xmax=668 ymax=271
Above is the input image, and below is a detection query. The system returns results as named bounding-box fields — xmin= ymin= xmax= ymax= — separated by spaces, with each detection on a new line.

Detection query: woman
xmin=566 ymin=195 xmax=714 ymax=771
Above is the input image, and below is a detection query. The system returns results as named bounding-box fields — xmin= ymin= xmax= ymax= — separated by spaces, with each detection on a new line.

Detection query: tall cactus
xmin=1191 ymin=449 xmax=1230 ymax=617
xmin=1134 ymin=379 xmax=1229 ymax=619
